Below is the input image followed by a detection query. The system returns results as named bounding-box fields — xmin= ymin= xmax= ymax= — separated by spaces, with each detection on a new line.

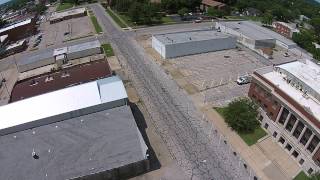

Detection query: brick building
xmin=0 ymin=18 xmax=37 ymax=41
xmin=248 ymin=60 xmax=320 ymax=175
xmin=273 ymin=21 xmax=300 ymax=38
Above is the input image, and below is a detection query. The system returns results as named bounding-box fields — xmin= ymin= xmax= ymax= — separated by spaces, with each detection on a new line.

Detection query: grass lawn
xmin=238 ymin=127 xmax=267 ymax=146
xmin=56 ymin=3 xmax=74 ymax=11
xmin=161 ymin=16 xmax=175 ymax=24
xmin=294 ymin=171 xmax=310 ymax=180
xmin=90 ymin=15 xmax=102 ymax=33
xmin=105 ymin=8 xmax=127 ymax=28
xmin=102 ymin=44 xmax=114 ymax=57
xmin=215 ymin=106 xmax=267 ymax=146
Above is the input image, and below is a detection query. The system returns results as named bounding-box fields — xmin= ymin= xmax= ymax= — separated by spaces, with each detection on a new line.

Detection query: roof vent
xmin=30 ymin=79 xmax=38 ymax=86
xmin=45 ymin=75 xmax=54 ymax=82
xmin=61 ymin=71 xmax=70 ymax=78
xmin=32 ymin=151 xmax=39 ymax=160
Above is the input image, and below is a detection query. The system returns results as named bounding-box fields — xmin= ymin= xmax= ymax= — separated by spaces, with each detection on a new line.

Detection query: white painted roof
xmin=263 ymin=60 xmax=320 ymax=120
xmin=98 ymin=76 xmax=128 ymax=103
xmin=0 ymin=76 xmax=127 ymax=131
xmin=53 ymin=47 xmax=68 ymax=56
xmin=0 ymin=19 xmax=31 ymax=34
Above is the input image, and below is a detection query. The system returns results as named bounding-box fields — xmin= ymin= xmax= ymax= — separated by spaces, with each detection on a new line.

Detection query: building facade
xmin=248 ymin=60 xmax=320 ymax=175
xmin=273 ymin=22 xmax=299 ymax=38
xmin=152 ymin=30 xmax=236 ymax=59
xmin=0 ymin=18 xmax=37 ymax=41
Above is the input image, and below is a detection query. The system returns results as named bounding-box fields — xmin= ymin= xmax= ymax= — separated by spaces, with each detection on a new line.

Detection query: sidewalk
xmin=195 ymin=103 xmax=300 ymax=180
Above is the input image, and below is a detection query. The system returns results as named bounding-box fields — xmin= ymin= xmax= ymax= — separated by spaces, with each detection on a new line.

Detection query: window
xmin=308 ymin=168 xmax=313 ymax=175
xmin=278 ymin=108 xmax=289 ymax=125
xmin=268 ymin=112 xmax=274 ymax=118
xmin=292 ymin=151 xmax=299 ymax=158
xmin=293 ymin=121 xmax=304 ymax=139
xmin=273 ymin=131 xmax=278 ymax=138
xmin=300 ymin=129 xmax=312 ymax=146
xmin=264 ymin=123 xmax=269 ymax=129
xmin=285 ymin=115 xmax=297 ymax=132
xmin=263 ymin=104 xmax=268 ymax=110
xmin=285 ymin=143 xmax=292 ymax=151
xmin=252 ymin=94 xmax=257 ymax=99
xmin=299 ymin=159 xmax=305 ymax=165
xmin=279 ymin=137 xmax=285 ymax=144
xmin=258 ymin=115 xmax=263 ymax=122
xmin=307 ymin=136 xmax=320 ymax=154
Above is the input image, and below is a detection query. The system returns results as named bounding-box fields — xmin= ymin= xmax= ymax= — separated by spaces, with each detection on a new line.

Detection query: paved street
xmin=91 ymin=4 xmax=254 ymax=180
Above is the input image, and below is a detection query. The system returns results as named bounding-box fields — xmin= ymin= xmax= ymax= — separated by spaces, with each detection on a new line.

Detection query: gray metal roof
xmin=68 ymin=40 xmax=101 ymax=53
xmin=18 ymin=49 xmax=53 ymax=66
xmin=153 ymin=30 xmax=232 ymax=45
xmin=0 ymin=105 xmax=148 ymax=180
xmin=218 ymin=21 xmax=296 ymax=46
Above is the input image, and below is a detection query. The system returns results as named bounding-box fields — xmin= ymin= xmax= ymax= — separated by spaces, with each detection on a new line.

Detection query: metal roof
xmin=18 ymin=49 xmax=54 ymax=66
xmin=218 ymin=21 xmax=297 ymax=46
xmin=0 ymin=18 xmax=32 ymax=34
xmin=153 ymin=30 xmax=232 ymax=45
xmin=0 ymin=76 xmax=127 ymax=133
xmin=0 ymin=105 xmax=148 ymax=180
xmin=68 ymin=40 xmax=101 ymax=53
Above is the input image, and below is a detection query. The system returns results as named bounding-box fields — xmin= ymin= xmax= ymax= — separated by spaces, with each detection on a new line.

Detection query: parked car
xmin=236 ymin=75 xmax=251 ymax=85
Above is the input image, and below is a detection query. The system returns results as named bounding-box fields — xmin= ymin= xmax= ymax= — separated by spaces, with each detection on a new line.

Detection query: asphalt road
xmin=91 ymin=4 xmax=254 ymax=180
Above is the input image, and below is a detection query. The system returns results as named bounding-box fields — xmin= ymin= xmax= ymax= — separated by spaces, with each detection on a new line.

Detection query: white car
xmin=236 ymin=75 xmax=251 ymax=85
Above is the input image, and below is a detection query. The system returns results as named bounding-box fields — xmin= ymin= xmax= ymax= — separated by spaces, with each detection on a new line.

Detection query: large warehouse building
xmin=152 ymin=30 xmax=236 ymax=59
xmin=216 ymin=21 xmax=298 ymax=58
xmin=0 ymin=76 xmax=149 ymax=179
xmin=249 ymin=60 xmax=320 ymax=175
xmin=18 ymin=40 xmax=102 ymax=73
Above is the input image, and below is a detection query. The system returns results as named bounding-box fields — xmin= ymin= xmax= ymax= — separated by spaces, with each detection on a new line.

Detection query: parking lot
xmin=137 ymin=33 xmax=267 ymax=107
xmin=170 ymin=49 xmax=266 ymax=107
xmin=32 ymin=16 xmax=94 ymax=50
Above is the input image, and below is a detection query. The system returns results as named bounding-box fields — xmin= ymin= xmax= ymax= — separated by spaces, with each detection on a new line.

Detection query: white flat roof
xmin=0 ymin=76 xmax=127 ymax=132
xmin=0 ymin=19 xmax=32 ymax=34
xmin=153 ymin=30 xmax=232 ymax=45
xmin=263 ymin=61 xmax=320 ymax=120
xmin=53 ymin=47 xmax=68 ymax=56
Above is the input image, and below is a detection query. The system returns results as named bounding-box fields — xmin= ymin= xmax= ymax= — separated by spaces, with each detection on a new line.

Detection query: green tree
xmin=223 ymin=98 xmax=259 ymax=133
xmin=262 ymin=13 xmax=273 ymax=25
xmin=207 ymin=7 xmax=225 ymax=17
xmin=311 ymin=17 xmax=320 ymax=38
xmin=0 ymin=19 xmax=8 ymax=28
xmin=310 ymin=172 xmax=320 ymax=180
xmin=128 ymin=1 xmax=141 ymax=23
xmin=33 ymin=4 xmax=48 ymax=15
xmin=178 ymin=7 xmax=188 ymax=18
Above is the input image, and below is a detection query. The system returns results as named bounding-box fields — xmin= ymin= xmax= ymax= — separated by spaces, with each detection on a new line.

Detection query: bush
xmin=223 ymin=98 xmax=259 ymax=133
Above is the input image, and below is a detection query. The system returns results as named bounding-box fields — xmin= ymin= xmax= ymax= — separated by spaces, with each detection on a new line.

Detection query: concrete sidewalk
xmin=198 ymin=104 xmax=300 ymax=180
